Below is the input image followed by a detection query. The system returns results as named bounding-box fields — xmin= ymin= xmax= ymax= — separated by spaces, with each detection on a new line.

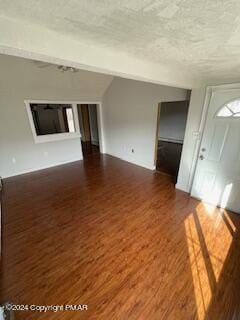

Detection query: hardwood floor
xmin=1 ymin=155 xmax=240 ymax=319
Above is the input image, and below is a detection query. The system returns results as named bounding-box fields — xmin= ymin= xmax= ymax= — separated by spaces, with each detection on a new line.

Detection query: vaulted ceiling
xmin=1 ymin=0 xmax=240 ymax=88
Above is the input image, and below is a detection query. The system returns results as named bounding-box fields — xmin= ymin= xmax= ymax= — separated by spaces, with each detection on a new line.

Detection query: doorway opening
xmin=77 ymin=104 xmax=100 ymax=158
xmin=155 ymin=100 xmax=189 ymax=183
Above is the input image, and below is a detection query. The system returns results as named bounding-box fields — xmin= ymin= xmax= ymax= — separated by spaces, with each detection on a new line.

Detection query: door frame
xmin=154 ymin=100 xmax=190 ymax=181
xmin=77 ymin=101 xmax=105 ymax=154
xmin=154 ymin=103 xmax=162 ymax=168
xmin=79 ymin=104 xmax=91 ymax=142
xmin=190 ymin=82 xmax=240 ymax=195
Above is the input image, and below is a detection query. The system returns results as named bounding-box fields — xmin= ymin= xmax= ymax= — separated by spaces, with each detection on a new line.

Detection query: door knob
xmin=199 ymin=155 xmax=204 ymax=160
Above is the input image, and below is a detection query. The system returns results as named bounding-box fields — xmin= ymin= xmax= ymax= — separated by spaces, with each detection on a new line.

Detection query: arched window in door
xmin=217 ymin=99 xmax=240 ymax=117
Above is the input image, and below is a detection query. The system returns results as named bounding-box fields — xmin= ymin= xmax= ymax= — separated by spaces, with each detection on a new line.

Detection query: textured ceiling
xmin=1 ymin=0 xmax=240 ymax=82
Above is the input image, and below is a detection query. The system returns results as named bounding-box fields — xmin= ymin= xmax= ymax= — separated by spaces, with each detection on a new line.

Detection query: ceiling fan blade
xmin=32 ymin=60 xmax=52 ymax=68
xmin=38 ymin=63 xmax=52 ymax=68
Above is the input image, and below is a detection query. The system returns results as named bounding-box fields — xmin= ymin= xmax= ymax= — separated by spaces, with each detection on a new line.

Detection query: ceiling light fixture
xmin=57 ymin=65 xmax=78 ymax=73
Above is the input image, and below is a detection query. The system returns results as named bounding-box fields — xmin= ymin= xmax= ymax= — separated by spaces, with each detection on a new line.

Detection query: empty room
xmin=0 ymin=1 xmax=240 ymax=320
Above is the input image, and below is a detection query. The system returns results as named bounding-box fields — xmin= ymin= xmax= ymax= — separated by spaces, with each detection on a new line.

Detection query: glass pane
xmin=217 ymin=99 xmax=240 ymax=118
xmin=30 ymin=103 xmax=76 ymax=135
xmin=217 ymin=106 xmax=232 ymax=117
xmin=227 ymin=100 xmax=240 ymax=114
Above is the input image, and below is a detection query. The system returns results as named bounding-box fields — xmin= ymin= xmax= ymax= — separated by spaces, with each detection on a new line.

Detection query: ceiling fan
xmin=32 ymin=60 xmax=79 ymax=73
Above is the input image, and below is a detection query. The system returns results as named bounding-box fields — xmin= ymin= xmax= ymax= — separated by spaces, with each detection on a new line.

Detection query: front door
xmin=191 ymin=87 xmax=240 ymax=213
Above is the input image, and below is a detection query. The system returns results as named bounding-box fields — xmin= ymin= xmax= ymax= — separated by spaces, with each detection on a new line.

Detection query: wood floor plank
xmin=1 ymin=154 xmax=240 ymax=319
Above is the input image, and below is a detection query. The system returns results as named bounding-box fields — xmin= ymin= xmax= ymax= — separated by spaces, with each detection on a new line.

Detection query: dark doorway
xmin=155 ymin=100 xmax=189 ymax=183
xmin=77 ymin=104 xmax=100 ymax=158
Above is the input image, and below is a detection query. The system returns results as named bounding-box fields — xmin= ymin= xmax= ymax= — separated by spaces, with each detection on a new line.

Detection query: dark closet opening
xmin=77 ymin=104 xmax=100 ymax=158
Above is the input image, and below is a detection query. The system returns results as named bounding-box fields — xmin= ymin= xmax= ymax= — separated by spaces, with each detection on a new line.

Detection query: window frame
xmin=216 ymin=98 xmax=240 ymax=119
xmin=25 ymin=100 xmax=81 ymax=143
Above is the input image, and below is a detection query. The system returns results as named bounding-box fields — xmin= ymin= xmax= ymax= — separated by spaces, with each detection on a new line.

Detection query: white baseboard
xmin=175 ymin=182 xmax=189 ymax=193
xmin=3 ymin=153 xmax=156 ymax=179
xmin=106 ymin=152 xmax=155 ymax=171
xmin=3 ymin=157 xmax=83 ymax=179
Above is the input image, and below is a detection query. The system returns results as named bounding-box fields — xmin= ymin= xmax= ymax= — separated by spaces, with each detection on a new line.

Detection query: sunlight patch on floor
xmin=185 ymin=214 xmax=212 ymax=320
xmin=184 ymin=207 xmax=233 ymax=320
xmin=220 ymin=183 xmax=232 ymax=209
xmin=200 ymin=202 xmax=216 ymax=217
xmin=199 ymin=182 xmax=234 ymax=215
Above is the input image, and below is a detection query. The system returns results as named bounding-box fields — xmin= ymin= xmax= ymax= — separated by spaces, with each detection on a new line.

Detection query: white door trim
xmin=96 ymin=103 xmax=105 ymax=154
xmin=189 ymin=82 xmax=240 ymax=194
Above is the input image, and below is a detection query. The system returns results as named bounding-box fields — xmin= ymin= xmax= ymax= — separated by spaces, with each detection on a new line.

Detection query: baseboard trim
xmin=2 ymin=157 xmax=83 ymax=179
xmin=106 ymin=152 xmax=155 ymax=171
xmin=175 ymin=182 xmax=189 ymax=193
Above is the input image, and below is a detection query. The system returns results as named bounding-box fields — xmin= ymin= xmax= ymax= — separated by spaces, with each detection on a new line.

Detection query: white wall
xmin=0 ymin=54 xmax=113 ymax=178
xmin=102 ymin=77 xmax=188 ymax=170
xmin=158 ymin=101 xmax=189 ymax=143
